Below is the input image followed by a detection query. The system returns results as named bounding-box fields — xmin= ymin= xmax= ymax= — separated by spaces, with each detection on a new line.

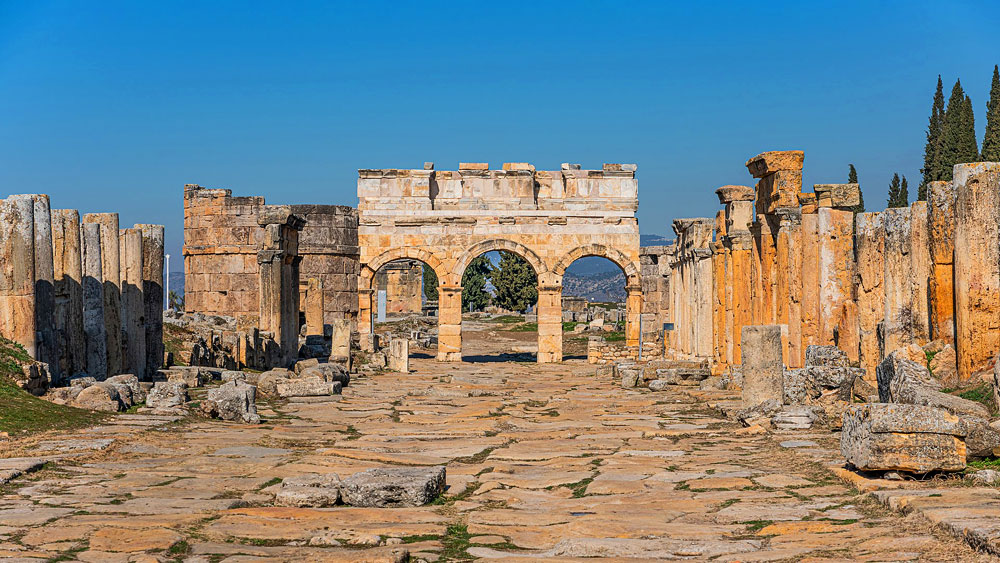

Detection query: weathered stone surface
xmin=73 ymin=383 xmax=123 ymax=412
xmin=0 ymin=195 xmax=37 ymax=358
xmin=80 ymin=222 xmax=107 ymax=379
xmin=52 ymin=209 xmax=85 ymax=380
xmin=805 ymin=344 xmax=849 ymax=368
xmin=772 ymin=406 xmax=820 ymax=430
xmin=741 ymin=325 xmax=783 ymax=407
xmin=274 ymin=473 xmax=341 ymax=507
xmin=876 ymin=350 xmax=939 ymax=403
xmin=855 ymin=212 xmax=885 ymax=382
xmin=841 ymin=403 xmax=967 ymax=473
xmin=300 ymin=363 xmax=350 ymax=386
xmin=618 ymin=363 xmax=641 ymax=388
xmin=340 ymin=466 xmax=446 ymax=508
xmin=106 ymin=374 xmax=144 ymax=404
xmin=783 ymin=365 xmax=861 ymax=403
xmin=201 ymin=380 xmax=261 ymax=424
xmin=146 ymin=381 xmax=189 ymax=409
xmin=275 ymin=376 xmax=341 ymax=398
xmin=82 ymin=212 xmax=122 ymax=375
xmin=387 ymin=338 xmax=409 ymax=373
xmin=929 ymin=344 xmax=958 ymax=386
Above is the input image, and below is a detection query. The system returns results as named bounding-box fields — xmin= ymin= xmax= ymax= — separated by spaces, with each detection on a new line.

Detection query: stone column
xmin=712 ymin=211 xmax=728 ymax=369
xmin=855 ymin=212 xmax=885 ymax=381
xmin=120 ymin=228 xmax=145 ymax=380
xmin=257 ymin=208 xmax=306 ymax=368
xmin=625 ymin=284 xmax=642 ymax=349
xmin=358 ymin=287 xmax=373 ymax=344
xmin=717 ymin=185 xmax=756 ymax=365
xmin=882 ymin=207 xmax=913 ymax=356
xmin=756 ymin=217 xmax=777 ymax=325
xmin=814 ymin=184 xmax=860 ymax=356
xmin=437 ymin=284 xmax=462 ymax=362
xmin=52 ymin=209 xmax=85 ymax=378
xmin=954 ymin=162 xmax=1000 ymax=381
xmin=777 ymin=209 xmax=803 ymax=367
xmin=741 ymin=324 xmax=784 ymax=407
xmin=537 ymin=283 xmax=563 ymax=363
xmin=138 ymin=224 xmax=165 ymax=377
xmin=82 ymin=213 xmax=121 ymax=375
xmin=927 ymin=181 xmax=957 ymax=342
xmin=799 ymin=195 xmax=820 ymax=358
xmin=30 ymin=195 xmax=59 ymax=379
xmin=909 ymin=200 xmax=931 ymax=345
xmin=81 ymin=223 xmax=107 ymax=379
xmin=0 ymin=196 xmax=36 ymax=357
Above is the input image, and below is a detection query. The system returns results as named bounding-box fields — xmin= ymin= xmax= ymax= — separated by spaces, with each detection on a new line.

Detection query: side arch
xmin=551 ymin=244 xmax=641 ymax=286
xmin=361 ymin=247 xmax=445 ymax=290
xmin=453 ymin=239 xmax=547 ymax=281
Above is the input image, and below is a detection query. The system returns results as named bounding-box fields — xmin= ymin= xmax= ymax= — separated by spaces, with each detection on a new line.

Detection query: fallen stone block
xmin=221 ymin=370 xmax=247 ymax=383
xmin=72 ymin=382 xmax=124 ymax=412
xmin=146 ymin=381 xmax=189 ymax=409
xmin=648 ymin=380 xmax=671 ymax=392
xmin=772 ymin=406 xmax=821 ymax=430
xmin=784 ymin=366 xmax=863 ymax=403
xmin=293 ymin=358 xmax=320 ymax=375
xmin=841 ymin=403 xmax=968 ymax=473
xmin=300 ymin=364 xmax=350 ymax=386
xmin=340 ymin=466 xmax=446 ymax=508
xmin=15 ymin=362 xmax=50 ymax=396
xmin=200 ymin=380 xmax=261 ymax=424
xmin=595 ymin=364 xmax=617 ymax=379
xmin=274 ymin=473 xmax=341 ymax=507
xmin=107 ymin=374 xmax=144 ymax=404
xmin=877 ymin=350 xmax=940 ymax=403
xmin=805 ymin=344 xmax=850 ymax=367
xmin=44 ymin=386 xmax=82 ymax=405
xmin=619 ymin=363 xmax=641 ymax=388
xmin=275 ymin=377 xmax=341 ymax=398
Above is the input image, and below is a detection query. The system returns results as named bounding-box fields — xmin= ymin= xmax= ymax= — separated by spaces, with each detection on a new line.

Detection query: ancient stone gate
xmin=357 ymin=162 xmax=641 ymax=362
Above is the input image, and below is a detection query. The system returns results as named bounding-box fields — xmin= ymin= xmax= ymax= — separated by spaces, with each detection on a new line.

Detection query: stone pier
xmin=81 ymin=223 xmax=108 ymax=379
xmin=909 ymin=200 xmax=932 ymax=345
xmin=0 ymin=196 xmax=37 ymax=357
xmin=717 ymin=185 xmax=755 ymax=367
xmin=741 ymin=325 xmax=784 ymax=407
xmin=537 ymin=282 xmax=563 ymax=363
xmin=82 ymin=213 xmax=122 ymax=375
xmin=139 ymin=224 xmax=165 ymax=376
xmin=855 ymin=212 xmax=885 ymax=380
xmin=437 ymin=285 xmax=462 ymax=362
xmin=670 ymin=218 xmax=715 ymax=361
xmin=814 ymin=184 xmax=859 ymax=360
xmin=927 ymin=181 xmax=957 ymax=343
xmin=798 ymin=193 xmax=821 ymax=365
xmin=120 ymin=228 xmax=146 ymax=380
xmin=31 ymin=195 xmax=59 ymax=380
xmin=882 ymin=207 xmax=913 ymax=356
xmin=52 ymin=209 xmax=85 ymax=378
xmin=954 ymin=162 xmax=1000 ymax=381
xmin=257 ymin=207 xmax=306 ymax=368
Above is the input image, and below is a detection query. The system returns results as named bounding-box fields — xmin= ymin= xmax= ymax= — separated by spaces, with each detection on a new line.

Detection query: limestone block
xmin=0 ymin=196 xmax=37 ymax=357
xmin=52 ymin=209 xmax=85 ymax=378
xmin=876 ymin=350 xmax=940 ymax=403
xmin=855 ymin=213 xmax=884 ymax=380
xmin=120 ymin=228 xmax=145 ymax=380
xmin=146 ymin=381 xmax=188 ymax=409
xmin=275 ymin=376 xmax=341 ymax=398
xmin=14 ymin=362 xmax=50 ymax=396
xmin=30 ymin=195 xmax=59 ymax=380
xmin=818 ymin=208 xmax=853 ymax=346
xmin=741 ymin=325 xmax=784 ymax=407
xmin=138 ymin=224 xmax=165 ymax=376
xmin=106 ymin=373 xmax=144 ymax=404
xmin=387 ymin=338 xmax=409 ymax=373
xmin=841 ymin=403 xmax=967 ymax=473
xmin=200 ymin=380 xmax=261 ymax=424
xmin=909 ymin=201 xmax=931 ymax=343
xmin=882 ymin=207 xmax=913 ymax=355
xmin=339 ymin=466 xmax=446 ymax=508
xmin=927 ymin=181 xmax=956 ymax=341
xmin=813 ymin=183 xmax=861 ymax=209
xmin=805 ymin=345 xmax=849 ymax=367
xmin=274 ymin=473 xmax=341 ymax=507
xmin=73 ymin=383 xmax=124 ymax=412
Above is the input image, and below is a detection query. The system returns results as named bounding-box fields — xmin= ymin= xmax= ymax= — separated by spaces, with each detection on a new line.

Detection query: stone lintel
xmin=459 ymin=162 xmax=489 ymax=170
xmin=745 ymin=150 xmax=805 ymax=178
xmin=502 ymin=162 xmax=535 ymax=171
xmin=814 ymin=183 xmax=861 ymax=209
xmin=257 ymin=206 xmax=306 ymax=230
xmin=716 ymin=185 xmax=756 ymax=204
xmin=798 ymin=192 xmax=818 ymax=214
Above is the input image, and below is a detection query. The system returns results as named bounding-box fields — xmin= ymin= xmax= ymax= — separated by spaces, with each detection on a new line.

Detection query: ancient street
xmin=0 ymin=327 xmax=992 ymax=562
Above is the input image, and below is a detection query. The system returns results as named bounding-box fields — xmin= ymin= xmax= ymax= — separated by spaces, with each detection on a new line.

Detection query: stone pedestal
xmin=741 ymin=324 xmax=784 ymax=407
xmin=329 ymin=318 xmax=351 ymax=369
xmin=81 ymin=223 xmax=108 ymax=379
xmin=437 ymin=285 xmax=462 ymax=362
xmin=537 ymin=284 xmax=563 ymax=363
xmin=305 ymin=277 xmax=325 ymax=336
xmin=388 ymin=338 xmax=409 ymax=373
xmin=52 ymin=209 xmax=85 ymax=378
xmin=0 ymin=196 xmax=36 ymax=357
xmin=82 ymin=213 xmax=121 ymax=375
xmin=954 ymin=163 xmax=1000 ymax=381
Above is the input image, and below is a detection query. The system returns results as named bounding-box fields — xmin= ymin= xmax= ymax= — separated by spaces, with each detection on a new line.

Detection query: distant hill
xmin=640 ymin=233 xmax=671 ymax=246
xmin=563 ymin=270 xmax=626 ymax=303
xmin=169 ymin=272 xmax=185 ymax=296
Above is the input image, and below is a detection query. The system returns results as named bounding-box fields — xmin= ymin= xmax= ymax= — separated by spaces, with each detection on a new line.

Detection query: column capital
xmin=257 ymin=249 xmax=284 ymax=264
xmin=439 ymin=284 xmax=462 ymax=295
xmin=538 ymin=283 xmax=562 ymax=293
xmin=626 ymin=284 xmax=642 ymax=294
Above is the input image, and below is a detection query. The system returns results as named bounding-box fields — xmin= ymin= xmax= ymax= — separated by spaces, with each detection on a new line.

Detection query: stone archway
xmin=356 ymin=162 xmax=642 ymax=363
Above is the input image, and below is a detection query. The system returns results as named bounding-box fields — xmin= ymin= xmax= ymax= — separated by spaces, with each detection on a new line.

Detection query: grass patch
xmin=256 ymin=477 xmax=282 ymax=490
xmin=562 ymin=321 xmax=580 ymax=332
xmin=167 ymin=539 xmax=191 ymax=556
xmin=440 ymin=523 xmax=473 ymax=560
xmin=603 ymin=331 xmax=626 ymax=342
xmin=162 ymin=323 xmax=193 ymax=366
xmin=958 ymin=383 xmax=993 ymax=406
xmin=565 ymin=477 xmax=594 ymax=498
xmin=507 ymin=322 xmax=537 ymax=332
xmin=967 ymin=458 xmax=1000 ymax=470
xmin=741 ymin=520 xmax=774 ymax=533
xmin=488 ymin=315 xmax=524 ymax=324
xmin=0 ymin=337 xmax=107 ymax=436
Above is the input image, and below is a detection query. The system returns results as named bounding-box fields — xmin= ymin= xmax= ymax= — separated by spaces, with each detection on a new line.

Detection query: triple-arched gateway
xmin=357 ymin=162 xmax=642 ymax=362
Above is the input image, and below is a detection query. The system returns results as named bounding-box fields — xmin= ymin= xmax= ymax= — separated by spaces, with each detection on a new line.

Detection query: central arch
xmin=454 ymin=239 xmax=547 ymax=282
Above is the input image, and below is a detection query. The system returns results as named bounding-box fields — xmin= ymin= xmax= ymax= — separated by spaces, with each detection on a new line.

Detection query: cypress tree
xmin=461 ymin=255 xmax=492 ymax=312
xmin=887 ymin=173 xmax=901 ymax=208
xmin=939 ymin=79 xmax=979 ymax=180
xmin=422 ymin=263 xmax=438 ymax=301
xmin=919 ymin=76 xmax=946 ymax=198
xmin=899 ymin=175 xmax=909 ymax=207
xmin=490 ymin=251 xmax=538 ymax=312
xmin=847 ymin=164 xmax=865 ymax=214
xmin=960 ymin=95 xmax=979 ymax=162
xmin=984 ymin=65 xmax=1000 ymax=162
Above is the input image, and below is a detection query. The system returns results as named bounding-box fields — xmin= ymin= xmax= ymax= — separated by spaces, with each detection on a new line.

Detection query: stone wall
xmin=374 ymin=259 xmax=423 ymax=314
xmin=0 ymin=195 xmax=164 ymax=384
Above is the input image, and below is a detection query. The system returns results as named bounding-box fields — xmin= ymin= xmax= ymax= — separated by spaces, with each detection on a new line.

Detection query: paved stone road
xmin=0 ymin=342 xmax=995 ymax=561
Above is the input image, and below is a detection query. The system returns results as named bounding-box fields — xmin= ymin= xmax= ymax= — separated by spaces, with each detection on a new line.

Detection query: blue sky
xmin=2 ymin=1 xmax=999 ymax=268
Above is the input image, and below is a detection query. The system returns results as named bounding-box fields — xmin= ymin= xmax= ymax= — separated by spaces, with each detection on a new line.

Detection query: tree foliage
xmin=983 ymin=65 xmax=1000 ymax=162
xmin=490 ymin=251 xmax=538 ymax=312
xmin=847 ymin=164 xmax=864 ymax=214
xmin=422 ymin=264 xmax=438 ymax=301
xmin=919 ymin=76 xmax=946 ymax=199
xmin=887 ymin=173 xmax=908 ymax=208
xmin=939 ymin=79 xmax=979 ymax=181
xmin=461 ymin=255 xmax=492 ymax=312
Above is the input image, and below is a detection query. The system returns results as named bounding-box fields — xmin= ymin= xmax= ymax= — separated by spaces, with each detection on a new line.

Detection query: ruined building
xmin=0 ymin=194 xmax=164 ymax=384
xmin=664 ymin=152 xmax=1000 ymax=385
xmin=374 ymin=259 xmax=424 ymax=315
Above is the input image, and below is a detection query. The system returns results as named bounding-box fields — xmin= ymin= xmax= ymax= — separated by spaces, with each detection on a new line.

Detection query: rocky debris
xmin=221 ymin=370 xmax=247 ymax=382
xmin=841 ymin=403 xmax=968 ymax=473
xmin=876 ymin=350 xmax=941 ymax=403
xmin=250 ymin=368 xmax=292 ymax=398
xmin=299 ymin=363 xmax=350 ymax=387
xmin=106 ymin=373 xmax=144 ymax=404
xmin=595 ymin=364 xmax=617 ymax=379
xmin=784 ymin=365 xmax=863 ymax=404
xmin=929 ymin=344 xmax=958 ymax=386
xmin=145 ymin=381 xmax=188 ymax=409
xmin=339 ymin=466 xmax=446 ymax=508
xmin=646 ymin=367 xmax=711 ymax=387
xmin=14 ymin=361 xmax=51 ymax=396
xmin=618 ymin=363 xmax=642 ymax=388
xmin=967 ymin=469 xmax=1000 ymax=485
xmin=805 ymin=345 xmax=850 ymax=368
xmin=43 ymin=385 xmax=82 ymax=405
xmin=274 ymin=473 xmax=341 ymax=507
xmin=721 ymin=366 xmax=742 ymax=390
xmin=772 ymin=406 xmax=821 ymax=430
xmin=200 ymin=380 xmax=261 ymax=424
xmin=734 ymin=398 xmax=782 ymax=427
xmin=68 ymin=375 xmax=97 ymax=387
xmin=648 ymin=379 xmax=671 ymax=392
xmin=293 ymin=358 xmax=320 ymax=374
xmin=275 ymin=376 xmax=342 ymax=398
xmin=37 ymin=438 xmax=114 ymax=452
xmin=72 ymin=382 xmax=126 ymax=412
xmin=158 ymin=366 xmax=218 ymax=388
